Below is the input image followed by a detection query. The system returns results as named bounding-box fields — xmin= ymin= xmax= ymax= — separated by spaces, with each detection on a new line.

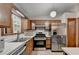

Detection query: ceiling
xmin=15 ymin=3 xmax=79 ymax=20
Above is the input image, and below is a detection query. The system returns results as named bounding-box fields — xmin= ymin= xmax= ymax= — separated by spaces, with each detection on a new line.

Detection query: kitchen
xmin=0 ymin=3 xmax=79 ymax=55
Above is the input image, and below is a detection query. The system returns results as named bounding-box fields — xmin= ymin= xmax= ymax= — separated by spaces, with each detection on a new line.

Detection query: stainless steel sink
xmin=10 ymin=36 xmax=31 ymax=42
xmin=12 ymin=40 xmax=26 ymax=42
xmin=11 ymin=38 xmax=27 ymax=42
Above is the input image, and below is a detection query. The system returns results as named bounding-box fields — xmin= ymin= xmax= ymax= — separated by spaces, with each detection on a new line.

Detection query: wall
xmin=59 ymin=6 xmax=78 ymax=46
xmin=51 ymin=23 xmax=66 ymax=35
xmin=57 ymin=25 xmax=66 ymax=35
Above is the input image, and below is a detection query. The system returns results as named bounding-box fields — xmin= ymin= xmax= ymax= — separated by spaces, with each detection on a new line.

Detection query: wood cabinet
xmin=21 ymin=19 xmax=32 ymax=32
xmin=67 ymin=18 xmax=76 ymax=47
xmin=0 ymin=3 xmax=15 ymax=27
xmin=46 ymin=37 xmax=51 ymax=49
xmin=21 ymin=19 xmax=28 ymax=32
xmin=76 ymin=18 xmax=79 ymax=47
xmin=26 ymin=38 xmax=33 ymax=54
xmin=28 ymin=20 xmax=32 ymax=30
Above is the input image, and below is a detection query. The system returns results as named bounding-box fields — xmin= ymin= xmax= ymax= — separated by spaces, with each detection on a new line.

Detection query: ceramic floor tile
xmin=31 ymin=50 xmax=63 ymax=55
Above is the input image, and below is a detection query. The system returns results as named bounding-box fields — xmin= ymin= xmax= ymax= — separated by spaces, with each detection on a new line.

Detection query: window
xmin=12 ymin=14 xmax=21 ymax=33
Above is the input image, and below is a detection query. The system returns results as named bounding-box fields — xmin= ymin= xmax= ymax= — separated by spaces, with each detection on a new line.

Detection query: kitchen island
xmin=62 ymin=47 xmax=79 ymax=55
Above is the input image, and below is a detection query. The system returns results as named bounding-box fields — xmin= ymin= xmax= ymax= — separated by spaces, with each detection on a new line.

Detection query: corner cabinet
xmin=0 ymin=4 xmax=14 ymax=27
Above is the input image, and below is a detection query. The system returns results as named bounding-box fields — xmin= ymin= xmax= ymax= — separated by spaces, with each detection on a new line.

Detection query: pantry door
xmin=67 ymin=18 xmax=76 ymax=47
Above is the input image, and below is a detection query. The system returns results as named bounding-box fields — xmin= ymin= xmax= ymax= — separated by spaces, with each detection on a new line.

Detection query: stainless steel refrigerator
xmin=51 ymin=35 xmax=66 ymax=51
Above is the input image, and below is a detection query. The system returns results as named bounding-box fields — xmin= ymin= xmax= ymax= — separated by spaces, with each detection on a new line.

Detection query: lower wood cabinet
xmin=26 ymin=38 xmax=33 ymax=55
xmin=46 ymin=37 xmax=51 ymax=49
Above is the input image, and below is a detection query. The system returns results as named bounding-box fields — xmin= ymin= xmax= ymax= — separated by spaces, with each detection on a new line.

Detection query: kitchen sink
xmin=10 ymin=36 xmax=32 ymax=42
xmin=11 ymin=38 xmax=27 ymax=42
xmin=12 ymin=40 xmax=26 ymax=42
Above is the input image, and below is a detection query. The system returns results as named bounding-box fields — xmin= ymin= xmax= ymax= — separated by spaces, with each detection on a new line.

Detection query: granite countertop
xmin=46 ymin=35 xmax=51 ymax=37
xmin=0 ymin=35 xmax=34 ymax=55
xmin=0 ymin=42 xmax=25 ymax=55
xmin=62 ymin=47 xmax=79 ymax=55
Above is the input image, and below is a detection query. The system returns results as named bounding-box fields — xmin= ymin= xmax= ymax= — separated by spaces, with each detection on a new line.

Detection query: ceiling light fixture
xmin=50 ymin=11 xmax=56 ymax=18
xmin=16 ymin=10 xmax=25 ymax=17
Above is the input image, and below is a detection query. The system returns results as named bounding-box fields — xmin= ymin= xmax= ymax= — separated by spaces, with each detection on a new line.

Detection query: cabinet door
xmin=77 ymin=18 xmax=79 ymax=47
xmin=0 ymin=4 xmax=12 ymax=27
xmin=26 ymin=46 xmax=29 ymax=54
xmin=46 ymin=37 xmax=51 ymax=49
xmin=46 ymin=37 xmax=51 ymax=44
xmin=46 ymin=39 xmax=51 ymax=44
xmin=21 ymin=19 xmax=28 ymax=32
xmin=26 ymin=38 xmax=33 ymax=55
xmin=67 ymin=18 xmax=76 ymax=47
xmin=46 ymin=44 xmax=51 ymax=49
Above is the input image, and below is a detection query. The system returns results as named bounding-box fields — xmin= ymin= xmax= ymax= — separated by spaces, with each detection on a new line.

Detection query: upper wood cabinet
xmin=0 ymin=3 xmax=15 ymax=27
xmin=28 ymin=20 xmax=32 ymax=30
xmin=21 ymin=19 xmax=28 ymax=32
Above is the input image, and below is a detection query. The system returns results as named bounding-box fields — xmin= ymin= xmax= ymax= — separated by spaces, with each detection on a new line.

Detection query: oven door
xmin=34 ymin=40 xmax=46 ymax=48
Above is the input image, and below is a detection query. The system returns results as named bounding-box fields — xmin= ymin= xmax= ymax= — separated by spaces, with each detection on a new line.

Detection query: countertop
xmin=46 ymin=35 xmax=51 ymax=37
xmin=0 ymin=42 xmax=25 ymax=55
xmin=0 ymin=32 xmax=51 ymax=55
xmin=0 ymin=35 xmax=34 ymax=55
xmin=62 ymin=47 xmax=79 ymax=55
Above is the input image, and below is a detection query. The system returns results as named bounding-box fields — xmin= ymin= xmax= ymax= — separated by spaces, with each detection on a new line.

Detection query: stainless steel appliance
xmin=34 ymin=33 xmax=46 ymax=48
xmin=51 ymin=32 xmax=66 ymax=51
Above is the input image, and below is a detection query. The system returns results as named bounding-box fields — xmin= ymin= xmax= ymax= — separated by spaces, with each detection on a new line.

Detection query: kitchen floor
xmin=31 ymin=48 xmax=63 ymax=55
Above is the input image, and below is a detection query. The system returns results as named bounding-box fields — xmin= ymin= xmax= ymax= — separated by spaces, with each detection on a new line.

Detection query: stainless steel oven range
xmin=34 ymin=33 xmax=46 ymax=48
